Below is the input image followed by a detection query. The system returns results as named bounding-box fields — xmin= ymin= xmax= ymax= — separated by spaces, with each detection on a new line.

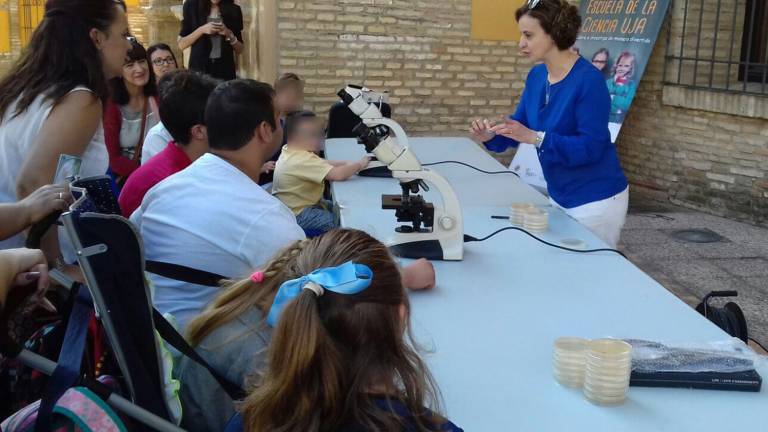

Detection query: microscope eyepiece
xmin=338 ymin=89 xmax=355 ymax=105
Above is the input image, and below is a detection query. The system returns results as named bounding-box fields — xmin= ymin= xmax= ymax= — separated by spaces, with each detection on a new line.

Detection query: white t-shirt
xmin=130 ymin=153 xmax=305 ymax=331
xmin=142 ymin=122 xmax=173 ymax=164
xmin=0 ymin=87 xmax=108 ymax=250
xmin=118 ymin=104 xmax=159 ymax=160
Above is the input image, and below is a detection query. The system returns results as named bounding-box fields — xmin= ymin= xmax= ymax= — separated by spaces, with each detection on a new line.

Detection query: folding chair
xmin=3 ymin=176 xmax=244 ymax=431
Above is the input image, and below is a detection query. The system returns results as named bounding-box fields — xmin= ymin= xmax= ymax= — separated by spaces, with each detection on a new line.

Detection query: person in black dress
xmin=178 ymin=0 xmax=243 ymax=81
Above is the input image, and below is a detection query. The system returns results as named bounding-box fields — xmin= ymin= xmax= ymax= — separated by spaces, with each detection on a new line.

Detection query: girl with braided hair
xmin=177 ymin=229 xmax=448 ymax=431
xmin=469 ymin=0 xmax=629 ymax=248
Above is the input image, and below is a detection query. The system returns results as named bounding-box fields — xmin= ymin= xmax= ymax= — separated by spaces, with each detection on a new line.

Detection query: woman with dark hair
xmin=469 ymin=0 xmax=628 ymax=248
xmin=591 ymin=47 xmax=610 ymax=78
xmin=142 ymin=43 xmax=180 ymax=163
xmin=147 ymin=42 xmax=179 ymax=83
xmin=104 ymin=38 xmax=160 ymax=182
xmin=0 ymin=0 xmax=131 ymax=255
xmin=178 ymin=0 xmax=243 ymax=81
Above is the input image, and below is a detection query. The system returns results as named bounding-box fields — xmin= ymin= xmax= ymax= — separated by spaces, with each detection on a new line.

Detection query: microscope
xmin=337 ymin=85 xmax=464 ymax=261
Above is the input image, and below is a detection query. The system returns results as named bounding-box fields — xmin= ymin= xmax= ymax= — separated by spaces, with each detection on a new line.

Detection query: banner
xmin=574 ymin=0 xmax=671 ymax=143
xmin=511 ymin=0 xmax=671 ymax=188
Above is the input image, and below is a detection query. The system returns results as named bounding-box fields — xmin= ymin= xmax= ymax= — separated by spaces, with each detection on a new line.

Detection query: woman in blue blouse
xmin=470 ymin=0 xmax=629 ymax=248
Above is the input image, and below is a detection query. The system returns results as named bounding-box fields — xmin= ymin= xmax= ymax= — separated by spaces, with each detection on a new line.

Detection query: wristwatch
xmin=534 ymin=131 xmax=546 ymax=149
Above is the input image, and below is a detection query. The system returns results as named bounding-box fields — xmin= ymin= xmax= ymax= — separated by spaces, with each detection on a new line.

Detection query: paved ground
xmin=619 ymin=189 xmax=768 ymax=353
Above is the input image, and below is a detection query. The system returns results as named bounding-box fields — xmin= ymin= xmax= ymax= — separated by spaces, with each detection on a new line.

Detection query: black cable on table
xmin=423 ymin=160 xmax=520 ymax=177
xmin=464 ymin=225 xmax=628 ymax=259
xmin=749 ymin=337 xmax=768 ymax=354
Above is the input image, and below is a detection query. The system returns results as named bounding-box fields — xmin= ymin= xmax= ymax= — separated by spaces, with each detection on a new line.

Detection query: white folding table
xmin=326 ymin=136 xmax=767 ymax=431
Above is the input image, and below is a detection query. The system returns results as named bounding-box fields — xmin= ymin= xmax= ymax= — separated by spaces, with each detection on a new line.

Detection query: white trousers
xmin=550 ymin=187 xmax=629 ymax=249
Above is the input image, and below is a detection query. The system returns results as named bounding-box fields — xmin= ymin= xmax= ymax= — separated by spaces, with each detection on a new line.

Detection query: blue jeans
xmin=296 ymin=200 xmax=337 ymax=234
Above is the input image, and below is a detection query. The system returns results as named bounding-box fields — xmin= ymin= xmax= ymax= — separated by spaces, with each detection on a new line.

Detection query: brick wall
xmin=277 ymin=0 xmax=531 ymax=164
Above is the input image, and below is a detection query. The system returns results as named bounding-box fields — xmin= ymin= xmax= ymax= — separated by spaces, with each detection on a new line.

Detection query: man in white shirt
xmin=141 ymin=122 xmax=173 ymax=164
xmin=131 ymin=79 xmax=304 ymax=331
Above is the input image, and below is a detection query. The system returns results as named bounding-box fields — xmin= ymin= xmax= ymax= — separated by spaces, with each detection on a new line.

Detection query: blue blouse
xmin=484 ymin=56 xmax=628 ymax=209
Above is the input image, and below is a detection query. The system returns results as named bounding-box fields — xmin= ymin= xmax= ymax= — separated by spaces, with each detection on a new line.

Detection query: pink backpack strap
xmin=2 ymin=386 xmax=126 ymax=432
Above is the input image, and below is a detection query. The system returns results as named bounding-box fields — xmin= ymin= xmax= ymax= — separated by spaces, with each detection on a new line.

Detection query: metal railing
xmin=663 ymin=0 xmax=768 ymax=97
xmin=19 ymin=0 xmax=44 ymax=47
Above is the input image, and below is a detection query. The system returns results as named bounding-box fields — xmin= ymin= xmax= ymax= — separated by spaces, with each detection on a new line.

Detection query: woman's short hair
xmin=109 ymin=38 xmax=157 ymax=105
xmin=515 ymin=0 xmax=582 ymax=51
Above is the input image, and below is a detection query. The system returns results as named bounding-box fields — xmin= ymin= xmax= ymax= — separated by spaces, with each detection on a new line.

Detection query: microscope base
xmin=388 ymin=238 xmax=463 ymax=261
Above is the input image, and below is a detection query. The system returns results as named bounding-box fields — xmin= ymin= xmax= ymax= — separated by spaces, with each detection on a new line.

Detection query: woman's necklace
xmin=544 ymin=56 xmax=577 ymax=106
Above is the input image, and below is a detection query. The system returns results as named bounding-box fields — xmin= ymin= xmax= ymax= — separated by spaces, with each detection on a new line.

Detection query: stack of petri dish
xmin=552 ymin=337 xmax=588 ymax=388
xmin=509 ymin=203 xmax=534 ymax=226
xmin=583 ymin=339 xmax=633 ymax=405
xmin=523 ymin=208 xmax=549 ymax=232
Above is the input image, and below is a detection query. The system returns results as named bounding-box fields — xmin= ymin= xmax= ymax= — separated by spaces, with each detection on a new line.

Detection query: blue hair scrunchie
xmin=266 ymin=261 xmax=373 ymax=327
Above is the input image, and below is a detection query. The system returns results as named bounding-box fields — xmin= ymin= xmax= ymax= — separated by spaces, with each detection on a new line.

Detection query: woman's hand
xmin=469 ymin=119 xmax=497 ymax=143
xmin=490 ymin=120 xmax=538 ymax=144
xmin=217 ymin=25 xmax=237 ymax=44
xmin=19 ymin=184 xmax=73 ymax=227
xmin=0 ymin=248 xmax=55 ymax=313
xmin=199 ymin=21 xmax=223 ymax=36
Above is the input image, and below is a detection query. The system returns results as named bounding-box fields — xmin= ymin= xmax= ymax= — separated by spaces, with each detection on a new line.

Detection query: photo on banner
xmin=574 ymin=0 xmax=671 ymax=143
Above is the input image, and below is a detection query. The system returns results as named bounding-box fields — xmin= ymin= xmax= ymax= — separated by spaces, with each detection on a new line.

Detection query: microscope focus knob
xmin=439 ymin=216 xmax=455 ymax=231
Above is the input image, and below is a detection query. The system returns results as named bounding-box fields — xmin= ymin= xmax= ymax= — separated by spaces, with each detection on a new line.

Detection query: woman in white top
xmin=0 ymin=0 xmax=131 ymax=261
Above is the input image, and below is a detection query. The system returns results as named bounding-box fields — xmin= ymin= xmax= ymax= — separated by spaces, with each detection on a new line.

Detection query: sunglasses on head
xmin=527 ymin=0 xmax=542 ymax=8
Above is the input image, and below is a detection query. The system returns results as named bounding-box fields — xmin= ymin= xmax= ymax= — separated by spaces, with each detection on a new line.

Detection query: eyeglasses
xmin=527 ymin=0 xmax=542 ymax=8
xmin=152 ymin=57 xmax=176 ymax=66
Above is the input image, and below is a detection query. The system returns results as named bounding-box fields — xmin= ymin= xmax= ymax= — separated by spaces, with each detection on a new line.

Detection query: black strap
xmin=35 ymin=284 xmax=93 ymax=432
xmin=145 ymin=260 xmax=244 ymax=398
xmin=145 ymin=261 xmax=226 ymax=287
xmin=152 ymin=308 xmax=246 ymax=400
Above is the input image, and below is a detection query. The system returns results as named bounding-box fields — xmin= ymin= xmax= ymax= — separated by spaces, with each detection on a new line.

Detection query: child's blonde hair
xmin=274 ymin=72 xmax=303 ymax=93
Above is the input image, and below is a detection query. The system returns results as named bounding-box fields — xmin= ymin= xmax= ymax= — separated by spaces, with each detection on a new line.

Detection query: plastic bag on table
xmin=626 ymin=338 xmax=768 ymax=374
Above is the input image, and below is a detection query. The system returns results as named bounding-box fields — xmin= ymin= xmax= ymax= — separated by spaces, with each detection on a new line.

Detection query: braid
xmin=186 ymin=238 xmax=309 ymax=344
xmin=261 ymin=239 xmax=309 ymax=279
